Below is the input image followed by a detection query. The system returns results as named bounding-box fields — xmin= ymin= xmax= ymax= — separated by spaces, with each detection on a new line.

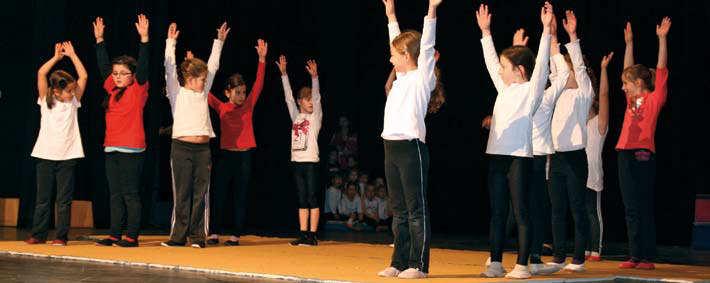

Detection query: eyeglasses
xmin=111 ymin=72 xmax=133 ymax=77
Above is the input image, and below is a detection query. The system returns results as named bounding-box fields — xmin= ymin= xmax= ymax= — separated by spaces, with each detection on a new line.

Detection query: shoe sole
xmin=161 ymin=243 xmax=185 ymax=247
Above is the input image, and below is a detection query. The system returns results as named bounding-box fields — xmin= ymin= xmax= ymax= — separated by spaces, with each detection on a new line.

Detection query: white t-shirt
xmin=338 ymin=195 xmax=362 ymax=216
xmin=363 ymin=197 xmax=380 ymax=220
xmin=324 ymin=186 xmax=342 ymax=214
xmin=282 ymin=76 xmax=322 ymax=162
xmin=585 ymin=115 xmax=607 ymax=191
xmin=31 ymin=96 xmax=84 ymax=161
xmin=377 ymin=196 xmax=390 ymax=220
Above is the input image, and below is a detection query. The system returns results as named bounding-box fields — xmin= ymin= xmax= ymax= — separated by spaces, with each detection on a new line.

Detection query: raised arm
xmin=656 ymin=17 xmax=671 ymax=69
xmin=598 ymin=52 xmax=613 ymax=135
xmin=204 ymin=22 xmax=229 ymax=94
xmin=543 ymin=15 xmax=570 ymax=108
xmin=382 ymin=0 xmax=400 ymax=42
xmin=528 ymin=2 xmax=553 ymax=111
xmin=419 ymin=0 xmax=441 ymax=91
xmin=623 ymin=22 xmax=634 ymax=69
xmin=93 ymin=17 xmax=111 ymax=79
xmin=61 ymin=42 xmax=88 ymax=101
xmin=134 ymin=14 xmax=150 ymax=85
xmin=246 ymin=39 xmax=267 ymax=108
xmin=164 ymin=23 xmax=180 ymax=98
xmin=477 ymin=4 xmax=506 ymax=93
xmin=277 ymin=55 xmax=298 ymax=121
xmin=37 ymin=43 xmax=64 ymax=98
xmin=563 ymin=10 xmax=593 ymax=99
xmin=306 ymin=59 xmax=322 ymax=120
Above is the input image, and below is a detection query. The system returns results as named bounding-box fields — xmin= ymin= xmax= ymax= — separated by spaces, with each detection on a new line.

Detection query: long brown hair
xmin=391 ymin=30 xmax=445 ymax=114
xmin=623 ymin=64 xmax=655 ymax=92
xmin=47 ymin=70 xmax=75 ymax=109
xmin=501 ymin=46 xmax=535 ymax=81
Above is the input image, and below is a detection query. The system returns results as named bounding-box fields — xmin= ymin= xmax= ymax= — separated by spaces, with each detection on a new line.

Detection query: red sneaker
xmin=25 ymin=237 xmax=44 ymax=245
xmin=587 ymin=255 xmax=601 ymax=262
xmin=50 ymin=239 xmax=67 ymax=246
xmin=636 ymin=261 xmax=655 ymax=270
xmin=619 ymin=260 xmax=639 ymax=269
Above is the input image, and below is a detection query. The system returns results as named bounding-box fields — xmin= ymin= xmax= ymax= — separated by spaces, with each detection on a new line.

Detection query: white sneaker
xmin=528 ymin=263 xmax=545 ymax=275
xmin=397 ymin=268 xmax=427 ymax=279
xmin=377 ymin=267 xmax=401 ymax=277
xmin=388 ymin=243 xmax=395 ymax=248
xmin=481 ymin=261 xmax=506 ymax=278
xmin=536 ymin=262 xmax=564 ymax=275
xmin=485 ymin=257 xmax=491 ymax=268
xmin=564 ymin=263 xmax=585 ymax=272
xmin=505 ymin=264 xmax=532 ymax=279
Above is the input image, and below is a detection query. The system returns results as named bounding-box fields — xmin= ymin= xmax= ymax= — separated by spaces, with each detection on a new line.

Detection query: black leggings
xmin=292 ymin=162 xmax=319 ymax=209
xmin=618 ymin=149 xmax=656 ymax=261
xmin=549 ymin=149 xmax=589 ymax=264
xmin=487 ymin=154 xmax=531 ymax=266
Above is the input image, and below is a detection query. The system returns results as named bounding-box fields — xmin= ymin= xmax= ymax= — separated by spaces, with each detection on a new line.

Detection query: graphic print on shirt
xmin=292 ymin=119 xmax=310 ymax=151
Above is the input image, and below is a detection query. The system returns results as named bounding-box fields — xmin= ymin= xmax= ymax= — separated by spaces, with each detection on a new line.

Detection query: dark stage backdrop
xmin=1 ymin=0 xmax=707 ymax=246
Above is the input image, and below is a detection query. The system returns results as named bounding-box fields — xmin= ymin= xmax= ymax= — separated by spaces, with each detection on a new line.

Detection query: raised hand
xmin=475 ymin=4 xmax=492 ymax=36
xmin=185 ymin=50 xmax=194 ymax=60
xmin=601 ymin=52 xmax=614 ymax=69
xmin=541 ymin=2 xmax=554 ymax=30
xmin=61 ymin=41 xmax=76 ymax=57
xmin=275 ymin=55 xmax=287 ymax=75
xmin=562 ymin=10 xmax=577 ymax=40
xmin=428 ymin=0 xmax=442 ymax=18
xmin=93 ymin=17 xmax=105 ymax=43
xmin=624 ymin=22 xmax=633 ymax=44
xmin=255 ymin=39 xmax=268 ymax=62
xmin=430 ymin=0 xmax=442 ymax=7
xmin=382 ymin=0 xmax=396 ymax=21
xmin=53 ymin=42 xmax=64 ymax=60
xmin=135 ymin=14 xmax=149 ymax=43
xmin=550 ymin=12 xmax=558 ymax=38
xmin=306 ymin=59 xmax=318 ymax=78
xmin=217 ymin=22 xmax=230 ymax=41
xmin=167 ymin=22 xmax=179 ymax=40
xmin=513 ymin=28 xmax=529 ymax=46
xmin=656 ymin=16 xmax=671 ymax=38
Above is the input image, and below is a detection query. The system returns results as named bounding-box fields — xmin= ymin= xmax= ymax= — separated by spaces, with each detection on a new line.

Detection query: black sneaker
xmin=224 ymin=240 xmax=239 ymax=246
xmin=300 ymin=232 xmax=318 ymax=246
xmin=96 ymin=237 xmax=120 ymax=246
xmin=114 ymin=238 xmax=139 ymax=247
xmin=161 ymin=240 xmax=185 ymax=247
xmin=191 ymin=241 xmax=206 ymax=249
xmin=289 ymin=232 xmax=307 ymax=246
xmin=207 ymin=238 xmax=219 ymax=245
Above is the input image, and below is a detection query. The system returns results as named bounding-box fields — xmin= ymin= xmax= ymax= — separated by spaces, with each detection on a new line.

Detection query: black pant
xmin=210 ymin=150 xmax=253 ymax=236
xmin=292 ymin=162 xmax=319 ymax=209
xmin=105 ymin=152 xmax=144 ymax=239
xmin=32 ymin=158 xmax=78 ymax=241
xmin=528 ymin=155 xmax=548 ymax=262
xmin=585 ymin=189 xmax=603 ymax=254
xmin=169 ymin=139 xmax=211 ymax=243
xmin=549 ymin=149 xmax=589 ymax=264
xmin=384 ymin=139 xmax=431 ymax=273
xmin=488 ymin=154 xmax=531 ymax=266
xmin=618 ymin=149 xmax=656 ymax=261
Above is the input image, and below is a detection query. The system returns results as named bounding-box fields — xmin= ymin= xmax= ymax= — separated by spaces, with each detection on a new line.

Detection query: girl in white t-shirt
xmin=26 ymin=42 xmax=87 ymax=246
xmin=362 ymin=184 xmax=381 ymax=227
xmin=585 ymin=52 xmax=613 ymax=261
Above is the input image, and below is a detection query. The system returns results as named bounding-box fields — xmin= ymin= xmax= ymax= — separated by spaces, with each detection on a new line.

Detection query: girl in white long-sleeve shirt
xmin=475 ymin=2 xmax=554 ymax=279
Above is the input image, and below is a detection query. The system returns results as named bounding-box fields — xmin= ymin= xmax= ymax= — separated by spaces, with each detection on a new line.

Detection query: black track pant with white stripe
xmin=169 ymin=139 xmax=211 ymax=244
xmin=384 ymin=139 xmax=430 ymax=273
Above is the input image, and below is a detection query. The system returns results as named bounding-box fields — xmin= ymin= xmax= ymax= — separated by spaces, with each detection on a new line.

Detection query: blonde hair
xmin=391 ymin=30 xmax=422 ymax=63
xmin=298 ymin=87 xmax=312 ymax=100
xmin=180 ymin=58 xmax=208 ymax=84
xmin=623 ymin=64 xmax=655 ymax=92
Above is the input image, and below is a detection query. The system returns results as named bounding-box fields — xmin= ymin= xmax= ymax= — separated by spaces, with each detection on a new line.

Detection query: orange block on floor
xmin=55 ymin=200 xmax=93 ymax=228
xmin=0 ymin=198 xmax=20 ymax=227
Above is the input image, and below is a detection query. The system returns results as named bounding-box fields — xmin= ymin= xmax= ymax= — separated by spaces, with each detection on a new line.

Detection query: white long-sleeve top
xmin=551 ymin=39 xmax=594 ymax=152
xmin=482 ymin=34 xmax=551 ymax=157
xmin=338 ymin=195 xmax=362 ymax=216
xmin=381 ymin=18 xmax=437 ymax=143
xmin=324 ymin=186 xmax=342 ymax=214
xmin=282 ymin=75 xmax=322 ymax=162
xmin=532 ymin=52 xmax=570 ymax=155
xmin=165 ymin=38 xmax=223 ymax=139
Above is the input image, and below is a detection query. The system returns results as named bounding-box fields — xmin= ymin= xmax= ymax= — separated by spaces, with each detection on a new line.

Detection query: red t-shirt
xmin=103 ymin=76 xmax=149 ymax=148
xmin=616 ymin=68 xmax=668 ymax=153
xmin=208 ymin=62 xmax=265 ymax=150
